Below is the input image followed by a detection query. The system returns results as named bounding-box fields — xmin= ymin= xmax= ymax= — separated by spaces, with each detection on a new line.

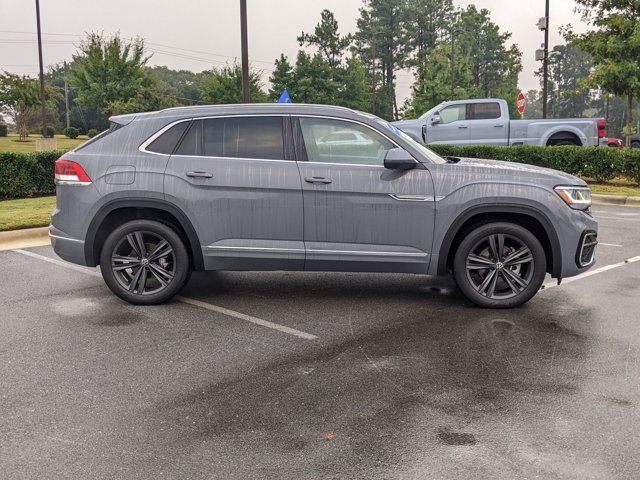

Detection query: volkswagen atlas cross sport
xmin=50 ymin=104 xmax=598 ymax=308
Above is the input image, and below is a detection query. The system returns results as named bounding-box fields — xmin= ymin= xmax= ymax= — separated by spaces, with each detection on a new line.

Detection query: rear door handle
xmin=304 ymin=176 xmax=332 ymax=185
xmin=458 ymin=125 xmax=468 ymax=129
xmin=494 ymin=124 xmax=505 ymax=128
xmin=186 ymin=171 xmax=213 ymax=178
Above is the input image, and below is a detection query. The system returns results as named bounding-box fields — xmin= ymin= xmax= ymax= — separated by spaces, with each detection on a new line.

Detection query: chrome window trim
xmin=138 ymin=114 xmax=290 ymax=160
xmin=138 ymin=113 xmax=421 ymax=168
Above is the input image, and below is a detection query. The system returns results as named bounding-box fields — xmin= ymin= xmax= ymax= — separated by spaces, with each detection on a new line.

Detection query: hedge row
xmin=0 ymin=151 xmax=61 ymax=199
xmin=429 ymin=144 xmax=640 ymax=184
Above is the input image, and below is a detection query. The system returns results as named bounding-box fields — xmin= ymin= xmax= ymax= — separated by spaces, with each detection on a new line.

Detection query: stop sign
xmin=517 ymin=92 xmax=527 ymax=115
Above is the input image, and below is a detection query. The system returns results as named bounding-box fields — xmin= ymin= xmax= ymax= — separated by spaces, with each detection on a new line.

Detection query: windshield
xmin=373 ymin=117 xmax=447 ymax=164
xmin=418 ymin=102 xmax=446 ymax=120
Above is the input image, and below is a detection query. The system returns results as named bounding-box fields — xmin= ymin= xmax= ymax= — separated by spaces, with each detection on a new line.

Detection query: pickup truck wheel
xmin=631 ymin=141 xmax=640 ymax=148
xmin=552 ymin=140 xmax=579 ymax=146
xmin=453 ymin=222 xmax=546 ymax=308
xmin=99 ymin=220 xmax=191 ymax=305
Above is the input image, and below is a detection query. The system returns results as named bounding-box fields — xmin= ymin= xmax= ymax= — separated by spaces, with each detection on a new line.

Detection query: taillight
xmin=598 ymin=119 xmax=607 ymax=138
xmin=55 ymin=159 xmax=92 ymax=185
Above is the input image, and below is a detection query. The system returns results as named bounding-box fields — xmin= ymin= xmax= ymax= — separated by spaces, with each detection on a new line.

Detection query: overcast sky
xmin=1 ymin=0 xmax=588 ymax=104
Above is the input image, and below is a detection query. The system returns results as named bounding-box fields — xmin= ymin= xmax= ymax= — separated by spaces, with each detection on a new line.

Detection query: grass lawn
xmin=0 ymin=196 xmax=56 ymax=232
xmin=584 ymin=178 xmax=640 ymax=197
xmin=0 ymin=134 xmax=88 ymax=153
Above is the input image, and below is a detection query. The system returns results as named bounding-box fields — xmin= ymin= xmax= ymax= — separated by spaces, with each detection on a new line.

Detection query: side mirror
xmin=431 ymin=114 xmax=442 ymax=125
xmin=384 ymin=148 xmax=416 ymax=171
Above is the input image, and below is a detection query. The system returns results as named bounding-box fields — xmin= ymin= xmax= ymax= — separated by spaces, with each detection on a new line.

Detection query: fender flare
xmin=541 ymin=125 xmax=586 ymax=146
xmin=436 ymin=203 xmax=562 ymax=277
xmin=84 ymin=198 xmax=204 ymax=270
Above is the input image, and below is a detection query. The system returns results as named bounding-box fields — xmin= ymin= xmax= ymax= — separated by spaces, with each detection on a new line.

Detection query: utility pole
xmin=542 ymin=0 xmax=550 ymax=119
xmin=240 ymin=0 xmax=250 ymax=103
xmin=450 ymin=29 xmax=456 ymax=98
xmin=370 ymin=40 xmax=377 ymax=114
xmin=35 ymin=0 xmax=47 ymax=137
xmin=64 ymin=78 xmax=70 ymax=129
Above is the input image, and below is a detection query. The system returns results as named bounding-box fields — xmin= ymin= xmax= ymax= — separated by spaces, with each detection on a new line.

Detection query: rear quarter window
xmin=145 ymin=121 xmax=190 ymax=155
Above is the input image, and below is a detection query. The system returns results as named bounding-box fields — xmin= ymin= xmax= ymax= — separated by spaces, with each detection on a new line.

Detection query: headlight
xmin=554 ymin=186 xmax=592 ymax=210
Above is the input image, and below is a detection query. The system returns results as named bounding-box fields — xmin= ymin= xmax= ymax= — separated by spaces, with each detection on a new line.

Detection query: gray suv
xmin=50 ymin=104 xmax=597 ymax=308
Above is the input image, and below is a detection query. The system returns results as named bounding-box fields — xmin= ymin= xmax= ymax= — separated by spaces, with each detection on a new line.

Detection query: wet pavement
xmin=1 ymin=204 xmax=640 ymax=479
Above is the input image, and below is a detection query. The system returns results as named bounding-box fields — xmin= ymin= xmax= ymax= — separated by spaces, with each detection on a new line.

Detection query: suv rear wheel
xmin=452 ymin=222 xmax=546 ymax=308
xmin=99 ymin=220 xmax=191 ymax=305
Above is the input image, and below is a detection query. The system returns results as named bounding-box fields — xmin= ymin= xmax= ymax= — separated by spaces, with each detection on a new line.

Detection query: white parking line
xmin=599 ymin=242 xmax=623 ymax=247
xmin=541 ymin=255 xmax=640 ymax=290
xmin=12 ymin=249 xmax=318 ymax=341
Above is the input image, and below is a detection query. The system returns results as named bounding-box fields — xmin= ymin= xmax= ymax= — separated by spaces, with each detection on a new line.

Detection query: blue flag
xmin=276 ymin=89 xmax=292 ymax=103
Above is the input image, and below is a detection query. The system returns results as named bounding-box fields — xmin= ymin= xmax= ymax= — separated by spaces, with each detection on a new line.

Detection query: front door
xmin=294 ymin=116 xmax=435 ymax=273
xmin=164 ymin=115 xmax=304 ymax=270
xmin=426 ymin=103 xmax=469 ymax=145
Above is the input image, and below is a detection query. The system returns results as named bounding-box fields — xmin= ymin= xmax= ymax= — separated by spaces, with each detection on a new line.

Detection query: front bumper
xmin=49 ymin=225 xmax=88 ymax=266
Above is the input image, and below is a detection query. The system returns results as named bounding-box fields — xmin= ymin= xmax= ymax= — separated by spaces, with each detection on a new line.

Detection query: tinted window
xmin=146 ymin=121 xmax=190 ymax=154
xmin=174 ymin=120 xmax=202 ymax=156
xmin=439 ymin=104 xmax=466 ymax=124
xmin=298 ymin=117 xmax=394 ymax=166
xmin=200 ymin=116 xmax=284 ymax=160
xmin=468 ymin=102 xmax=501 ymax=120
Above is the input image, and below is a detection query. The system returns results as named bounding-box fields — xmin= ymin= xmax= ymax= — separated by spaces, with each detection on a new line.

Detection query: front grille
xmin=577 ymin=231 xmax=597 ymax=267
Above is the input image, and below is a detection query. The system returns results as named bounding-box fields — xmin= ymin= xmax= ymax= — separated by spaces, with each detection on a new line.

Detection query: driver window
xmin=298 ymin=117 xmax=394 ymax=166
xmin=439 ymin=104 xmax=466 ymax=124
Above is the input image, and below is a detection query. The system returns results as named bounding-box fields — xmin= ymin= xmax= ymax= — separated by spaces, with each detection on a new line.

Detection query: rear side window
xmin=203 ymin=116 xmax=284 ymax=160
xmin=146 ymin=121 xmax=190 ymax=154
xmin=468 ymin=102 xmax=501 ymax=120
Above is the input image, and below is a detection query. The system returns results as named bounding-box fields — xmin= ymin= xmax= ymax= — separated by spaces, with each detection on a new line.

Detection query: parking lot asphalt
xmin=1 ymin=204 xmax=640 ymax=479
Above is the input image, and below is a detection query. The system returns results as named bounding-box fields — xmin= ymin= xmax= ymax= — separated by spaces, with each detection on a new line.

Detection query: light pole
xmin=35 ymin=0 xmax=47 ymax=137
xmin=537 ymin=0 xmax=550 ymax=119
xmin=240 ymin=0 xmax=250 ymax=103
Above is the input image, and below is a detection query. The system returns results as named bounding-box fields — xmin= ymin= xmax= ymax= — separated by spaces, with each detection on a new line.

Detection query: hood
xmin=450 ymin=157 xmax=586 ymax=186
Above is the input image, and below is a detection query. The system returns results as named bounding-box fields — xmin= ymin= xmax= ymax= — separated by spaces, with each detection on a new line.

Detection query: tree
xmin=536 ymin=43 xmax=593 ymax=118
xmin=268 ymin=54 xmax=295 ymax=101
xmin=0 ymin=72 xmax=59 ymax=139
xmin=404 ymin=0 xmax=454 ymax=68
xmin=290 ymin=51 xmax=337 ymax=104
xmin=353 ymin=0 xmax=411 ymax=119
xmin=340 ymin=57 xmax=371 ymax=111
xmin=147 ymin=66 xmax=203 ymax=106
xmin=69 ymin=33 xmax=158 ymax=117
xmin=298 ymin=9 xmax=352 ymax=70
xmin=199 ymin=64 xmax=267 ymax=104
xmin=569 ymin=0 xmax=640 ymax=144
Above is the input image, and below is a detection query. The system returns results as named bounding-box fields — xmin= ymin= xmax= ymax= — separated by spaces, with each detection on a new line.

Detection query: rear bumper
xmin=49 ymin=225 xmax=88 ymax=266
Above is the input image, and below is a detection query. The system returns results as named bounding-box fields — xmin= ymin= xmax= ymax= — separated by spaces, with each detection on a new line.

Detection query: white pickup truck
xmin=393 ymin=98 xmax=608 ymax=147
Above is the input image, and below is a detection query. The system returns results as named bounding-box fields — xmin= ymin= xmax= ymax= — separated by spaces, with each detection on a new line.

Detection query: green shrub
xmin=0 ymin=124 xmax=7 ymax=137
xmin=0 ymin=151 xmax=60 ymax=199
xmin=63 ymin=127 xmax=79 ymax=139
xmin=45 ymin=126 xmax=55 ymax=138
xmin=87 ymin=128 xmax=98 ymax=138
xmin=429 ymin=144 xmax=639 ymax=184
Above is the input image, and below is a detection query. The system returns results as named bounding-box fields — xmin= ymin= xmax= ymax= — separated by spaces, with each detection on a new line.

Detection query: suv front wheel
xmin=99 ymin=220 xmax=191 ymax=305
xmin=453 ymin=222 xmax=546 ymax=308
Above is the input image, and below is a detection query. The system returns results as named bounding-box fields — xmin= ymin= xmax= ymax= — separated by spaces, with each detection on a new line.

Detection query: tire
xmin=631 ymin=142 xmax=640 ymax=149
xmin=551 ymin=140 xmax=579 ymax=147
xmin=452 ymin=222 xmax=546 ymax=308
xmin=99 ymin=219 xmax=191 ymax=305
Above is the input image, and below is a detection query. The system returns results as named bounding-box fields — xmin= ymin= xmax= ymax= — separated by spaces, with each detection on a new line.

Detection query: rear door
xmin=426 ymin=103 xmax=469 ymax=145
xmin=163 ymin=115 xmax=304 ymax=270
xmin=294 ymin=116 xmax=435 ymax=273
xmin=466 ymin=101 xmax=508 ymax=146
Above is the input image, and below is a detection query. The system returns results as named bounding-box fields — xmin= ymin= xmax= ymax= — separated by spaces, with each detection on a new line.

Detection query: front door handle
xmin=186 ymin=171 xmax=213 ymax=178
xmin=494 ymin=124 xmax=505 ymax=128
xmin=458 ymin=125 xmax=468 ymax=129
xmin=304 ymin=176 xmax=332 ymax=185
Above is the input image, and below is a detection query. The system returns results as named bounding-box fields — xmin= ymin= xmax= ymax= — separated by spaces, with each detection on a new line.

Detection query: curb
xmin=0 ymin=226 xmax=50 ymax=251
xmin=592 ymin=194 xmax=640 ymax=207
